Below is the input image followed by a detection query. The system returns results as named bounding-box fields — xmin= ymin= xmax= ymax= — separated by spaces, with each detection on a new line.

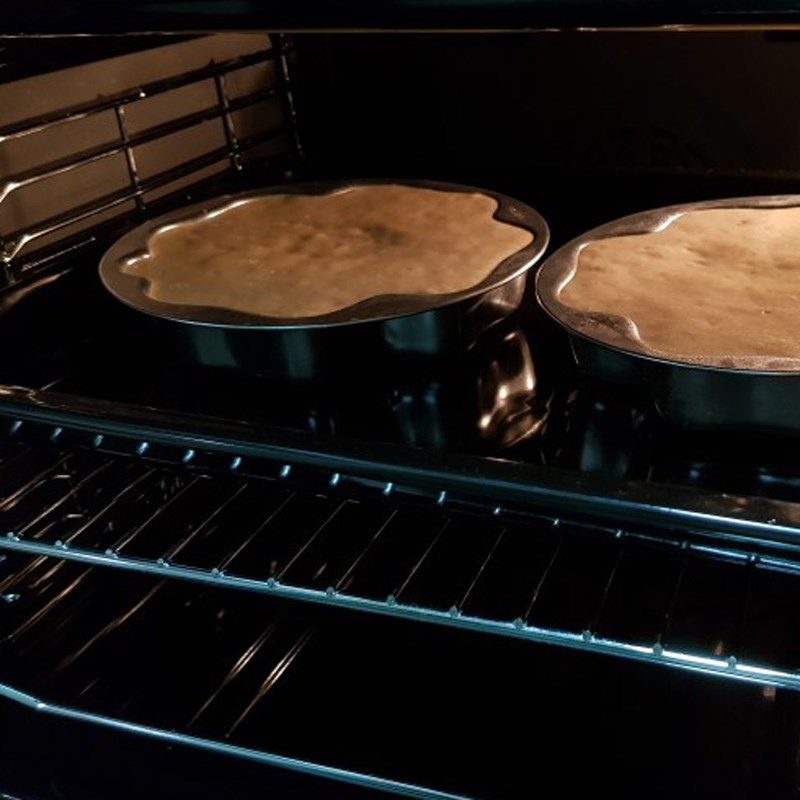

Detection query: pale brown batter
xmin=122 ymin=185 xmax=534 ymax=319
xmin=560 ymin=206 xmax=800 ymax=363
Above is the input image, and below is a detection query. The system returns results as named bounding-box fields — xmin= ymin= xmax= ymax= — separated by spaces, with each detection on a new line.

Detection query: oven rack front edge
xmin=1 ymin=385 xmax=799 ymax=547
xmin=0 ymin=681 xmax=472 ymax=800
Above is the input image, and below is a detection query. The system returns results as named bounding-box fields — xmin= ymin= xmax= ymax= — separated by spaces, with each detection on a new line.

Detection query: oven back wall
xmin=293 ymin=31 xmax=800 ymax=227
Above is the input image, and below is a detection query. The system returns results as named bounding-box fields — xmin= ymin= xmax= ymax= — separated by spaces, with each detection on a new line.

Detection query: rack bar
xmin=273 ymin=34 xmax=303 ymax=160
xmin=334 ymin=508 xmax=398 ymax=592
xmin=215 ymin=490 xmax=297 ymax=574
xmin=456 ymin=527 xmax=505 ymax=612
xmin=5 ymin=396 xmax=797 ymax=552
xmin=275 ymin=499 xmax=349 ymax=580
xmin=213 ymin=71 xmax=242 ymax=171
xmin=655 ymin=546 xmax=691 ymax=652
xmin=106 ymin=474 xmax=201 ymax=554
xmin=0 ymin=41 xmax=298 ymax=277
xmin=0 ymin=48 xmax=277 ymax=140
xmin=0 ymin=454 xmax=72 ymax=510
xmin=588 ymin=536 xmax=626 ymax=635
xmin=391 ymin=518 xmax=449 ymax=602
xmin=0 ymin=682 xmax=472 ymax=800
xmin=0 ymin=86 xmax=278 ymax=207
xmin=3 ymin=125 xmax=286 ymax=264
xmin=64 ymin=466 xmax=157 ymax=546
xmin=160 ymin=482 xmax=248 ymax=563
xmin=521 ymin=526 xmax=563 ymax=622
xmin=729 ymin=555 xmax=757 ymax=666
xmin=114 ymin=105 xmax=145 ymax=213
xmin=1 ymin=534 xmax=798 ymax=692
xmin=16 ymin=460 xmax=112 ymax=536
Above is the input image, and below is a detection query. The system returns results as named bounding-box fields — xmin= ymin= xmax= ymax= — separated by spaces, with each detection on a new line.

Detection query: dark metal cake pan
xmin=100 ymin=179 xmax=549 ymax=381
xmin=536 ymin=195 xmax=800 ymax=433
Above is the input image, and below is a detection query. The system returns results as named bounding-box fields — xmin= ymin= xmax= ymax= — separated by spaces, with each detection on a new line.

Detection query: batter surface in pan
xmin=122 ymin=184 xmax=534 ymax=319
xmin=560 ymin=206 xmax=800 ymax=363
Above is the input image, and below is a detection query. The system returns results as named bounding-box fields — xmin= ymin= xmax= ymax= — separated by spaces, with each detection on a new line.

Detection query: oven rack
xmin=1 ymin=417 xmax=800 ymax=694
xmin=0 ymin=683 xmax=471 ymax=800
xmin=0 ymin=35 xmax=300 ymax=283
xmin=0 ymin=550 xmax=478 ymax=800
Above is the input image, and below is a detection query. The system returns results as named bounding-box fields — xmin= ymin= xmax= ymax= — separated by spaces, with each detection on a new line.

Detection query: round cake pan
xmin=535 ymin=195 xmax=800 ymax=434
xmin=100 ymin=179 xmax=549 ymax=380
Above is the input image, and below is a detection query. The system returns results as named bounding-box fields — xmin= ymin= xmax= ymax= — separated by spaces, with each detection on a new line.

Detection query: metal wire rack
xmin=0 ymin=550 xmax=477 ymax=800
xmin=0 ymin=35 xmax=299 ymax=283
xmin=0 ymin=418 xmax=800 ymax=694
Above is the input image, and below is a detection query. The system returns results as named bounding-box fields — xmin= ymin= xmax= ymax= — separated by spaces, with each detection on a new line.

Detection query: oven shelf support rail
xmin=0 ymin=681 xmax=473 ymax=800
xmin=0 ymin=532 xmax=796 ymax=693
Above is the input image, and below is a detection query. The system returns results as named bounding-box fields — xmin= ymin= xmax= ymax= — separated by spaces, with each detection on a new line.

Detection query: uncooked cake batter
xmin=560 ymin=206 xmax=800 ymax=361
xmin=122 ymin=184 xmax=534 ymax=319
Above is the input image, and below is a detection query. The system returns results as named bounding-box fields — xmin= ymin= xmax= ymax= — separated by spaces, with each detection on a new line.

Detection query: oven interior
xmin=3 ymin=30 xmax=800 ymax=800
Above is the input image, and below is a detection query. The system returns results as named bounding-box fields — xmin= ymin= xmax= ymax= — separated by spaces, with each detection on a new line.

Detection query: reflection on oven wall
xmin=0 ymin=34 xmax=287 ymax=267
xmin=296 ymin=31 xmax=800 ymax=176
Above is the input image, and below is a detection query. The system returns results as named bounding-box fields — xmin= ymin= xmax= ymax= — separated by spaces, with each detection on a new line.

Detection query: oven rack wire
xmin=0 ymin=682 xmax=472 ymax=800
xmin=0 ymin=546 xmax=475 ymax=800
xmin=1 ymin=417 xmax=800 ymax=695
xmin=0 ymin=35 xmax=300 ymax=283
